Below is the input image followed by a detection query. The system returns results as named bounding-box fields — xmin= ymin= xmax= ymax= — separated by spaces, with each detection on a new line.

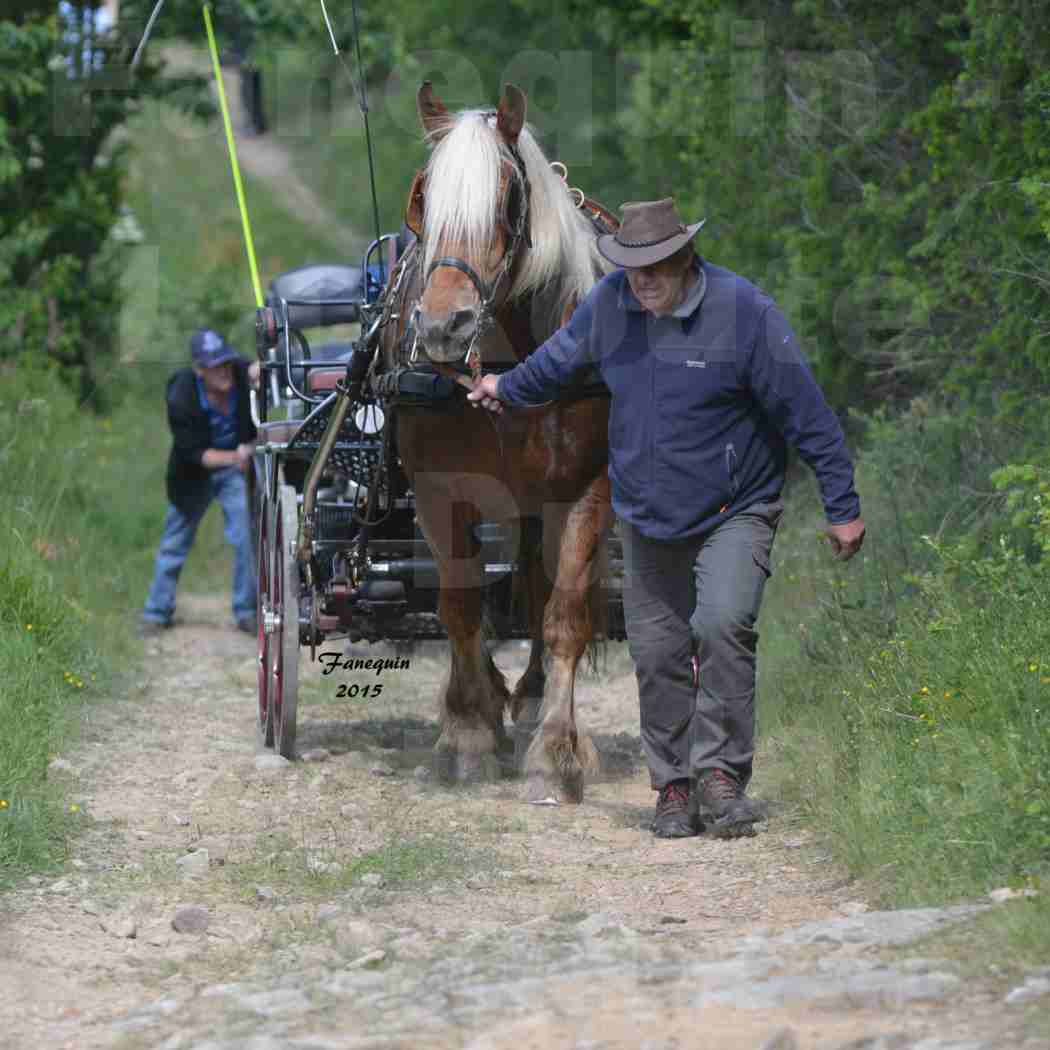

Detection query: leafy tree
xmin=548 ymin=0 xmax=1050 ymax=416
xmin=0 ymin=2 xmax=192 ymax=406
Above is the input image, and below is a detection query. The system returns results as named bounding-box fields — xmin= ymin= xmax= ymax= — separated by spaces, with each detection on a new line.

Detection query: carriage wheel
xmin=272 ymin=483 xmax=300 ymax=759
xmin=256 ymin=488 xmax=274 ymax=748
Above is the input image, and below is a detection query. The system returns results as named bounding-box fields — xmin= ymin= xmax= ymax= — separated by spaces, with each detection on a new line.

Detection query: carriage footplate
xmin=347 ymin=611 xmax=449 ymax=643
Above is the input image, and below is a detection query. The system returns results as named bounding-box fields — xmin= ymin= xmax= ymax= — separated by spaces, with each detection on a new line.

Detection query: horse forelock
xmin=422 ymin=109 xmax=607 ymax=325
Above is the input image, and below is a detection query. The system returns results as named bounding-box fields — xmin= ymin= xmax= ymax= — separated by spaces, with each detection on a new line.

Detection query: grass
xmin=228 ymin=829 xmax=472 ymax=902
xmin=121 ymin=94 xmax=353 ymax=375
xmin=0 ymin=366 xmax=151 ymax=883
xmin=754 ymin=407 xmax=1050 ymax=961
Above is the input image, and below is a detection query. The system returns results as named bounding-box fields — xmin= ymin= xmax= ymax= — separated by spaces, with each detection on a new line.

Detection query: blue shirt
xmin=496 ymin=261 xmax=861 ymax=540
xmin=195 ymin=376 xmax=239 ymax=451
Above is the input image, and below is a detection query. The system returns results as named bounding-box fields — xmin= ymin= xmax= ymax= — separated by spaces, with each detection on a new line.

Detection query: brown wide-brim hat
xmin=597 ymin=198 xmax=706 ymax=268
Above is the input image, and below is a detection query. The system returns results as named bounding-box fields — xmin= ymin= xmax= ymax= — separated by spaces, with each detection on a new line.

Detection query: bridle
xmin=414 ymin=133 xmax=532 ymax=383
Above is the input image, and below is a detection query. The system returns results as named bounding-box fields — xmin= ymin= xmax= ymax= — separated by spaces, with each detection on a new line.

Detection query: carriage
xmin=250 ymin=235 xmax=626 ymax=762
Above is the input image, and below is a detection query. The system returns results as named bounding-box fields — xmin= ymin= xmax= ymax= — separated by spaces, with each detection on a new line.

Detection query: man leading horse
xmin=470 ymin=198 xmax=866 ymax=839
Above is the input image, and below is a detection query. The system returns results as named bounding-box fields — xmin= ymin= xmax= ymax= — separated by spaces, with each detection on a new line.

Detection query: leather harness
xmin=371 ymin=161 xmax=618 ymax=410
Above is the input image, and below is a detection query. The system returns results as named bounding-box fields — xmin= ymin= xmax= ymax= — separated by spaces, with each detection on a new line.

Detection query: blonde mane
xmin=421 ymin=109 xmax=609 ymax=319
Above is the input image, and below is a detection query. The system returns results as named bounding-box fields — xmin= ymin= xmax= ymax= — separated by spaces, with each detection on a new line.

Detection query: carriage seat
xmin=306 ymin=366 xmax=347 ymax=394
xmin=286 ymin=342 xmax=351 ymax=395
xmin=304 ymin=342 xmax=351 ymax=396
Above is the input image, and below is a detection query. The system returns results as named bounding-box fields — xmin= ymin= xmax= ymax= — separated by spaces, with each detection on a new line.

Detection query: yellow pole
xmin=202 ymin=3 xmax=264 ymax=308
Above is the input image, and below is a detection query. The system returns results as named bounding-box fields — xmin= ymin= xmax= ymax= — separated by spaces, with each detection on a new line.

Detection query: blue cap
xmin=190 ymin=328 xmax=238 ymax=368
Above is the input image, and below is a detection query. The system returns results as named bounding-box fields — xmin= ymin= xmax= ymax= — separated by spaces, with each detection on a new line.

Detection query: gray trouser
xmin=620 ymin=500 xmax=783 ymax=791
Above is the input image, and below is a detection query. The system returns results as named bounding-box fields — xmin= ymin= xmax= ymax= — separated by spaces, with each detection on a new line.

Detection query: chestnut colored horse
xmin=380 ymin=82 xmax=615 ymax=803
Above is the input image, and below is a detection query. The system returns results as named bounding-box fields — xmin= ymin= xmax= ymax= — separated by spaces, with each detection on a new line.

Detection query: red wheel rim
xmin=257 ymin=503 xmax=272 ymax=743
xmin=272 ymin=496 xmax=285 ymax=734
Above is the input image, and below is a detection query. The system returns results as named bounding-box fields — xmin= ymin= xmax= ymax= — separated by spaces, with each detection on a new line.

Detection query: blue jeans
xmin=142 ymin=467 xmax=256 ymax=625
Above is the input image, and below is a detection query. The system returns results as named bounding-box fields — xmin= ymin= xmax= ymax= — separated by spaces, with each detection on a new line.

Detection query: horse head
xmin=405 ymin=81 xmax=602 ymax=367
xmin=406 ymin=82 xmax=529 ymax=364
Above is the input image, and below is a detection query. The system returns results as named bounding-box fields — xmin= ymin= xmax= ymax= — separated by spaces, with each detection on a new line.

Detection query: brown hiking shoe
xmin=650 ymin=780 xmax=698 ymax=838
xmin=692 ymin=768 xmax=760 ymax=839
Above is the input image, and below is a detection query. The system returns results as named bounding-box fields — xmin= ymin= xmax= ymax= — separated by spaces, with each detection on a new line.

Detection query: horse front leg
xmin=510 ymin=516 xmax=548 ymax=724
xmin=416 ymin=491 xmax=509 ymax=783
xmin=524 ymin=475 xmax=612 ymax=804
xmin=435 ymin=582 xmax=510 ymax=782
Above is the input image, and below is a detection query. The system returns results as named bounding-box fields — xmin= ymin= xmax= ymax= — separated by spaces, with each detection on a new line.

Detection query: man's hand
xmin=467 ymin=374 xmax=503 ymax=414
xmin=248 ymin=361 xmax=261 ymax=389
xmin=235 ymin=442 xmax=255 ymax=472
xmin=826 ymin=517 xmax=866 ymax=561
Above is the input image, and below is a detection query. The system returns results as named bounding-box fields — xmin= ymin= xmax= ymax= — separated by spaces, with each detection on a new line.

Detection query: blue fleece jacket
xmin=496 ymin=261 xmax=860 ymax=540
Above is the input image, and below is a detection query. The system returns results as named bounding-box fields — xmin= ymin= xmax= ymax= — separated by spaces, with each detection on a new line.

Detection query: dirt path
xmin=1 ymin=593 xmax=1045 ymax=1050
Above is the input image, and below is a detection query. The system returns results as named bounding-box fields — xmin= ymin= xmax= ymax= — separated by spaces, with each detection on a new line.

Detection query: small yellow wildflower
xmin=944 ymin=691 xmax=951 ymax=699
xmin=1029 ymin=663 xmax=1039 ymax=673
xmin=0 ymin=799 xmax=8 ymax=809
xmin=69 ymin=804 xmax=80 ymax=813
xmin=1042 ymin=677 xmax=1050 ymax=685
xmin=26 ymin=624 xmax=33 ymax=631
xmin=920 ymin=686 xmax=930 ymax=695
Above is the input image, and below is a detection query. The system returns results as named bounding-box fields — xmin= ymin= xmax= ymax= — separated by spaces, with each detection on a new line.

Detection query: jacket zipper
xmin=649 ymin=342 xmax=656 ymax=494
xmin=725 ymin=442 xmax=739 ymax=504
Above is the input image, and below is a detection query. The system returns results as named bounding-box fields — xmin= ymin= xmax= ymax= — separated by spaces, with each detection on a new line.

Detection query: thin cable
xmin=130 ymin=0 xmax=168 ymax=71
xmin=319 ymin=0 xmax=383 ymax=256
xmin=350 ymin=0 xmax=383 ymax=255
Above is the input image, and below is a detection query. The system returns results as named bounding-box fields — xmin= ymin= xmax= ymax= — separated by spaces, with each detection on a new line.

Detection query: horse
xmin=378 ymin=82 xmax=616 ymax=803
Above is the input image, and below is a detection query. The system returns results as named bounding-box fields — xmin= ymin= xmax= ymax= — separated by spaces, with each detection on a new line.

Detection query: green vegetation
xmin=0 ymin=3 xmax=196 ymax=407
xmin=758 ymin=407 xmax=1050 ymax=961
xmin=229 ymin=829 xmax=471 ymax=900
xmin=122 ymin=95 xmax=351 ymax=364
xmin=0 ymin=366 xmax=146 ymax=882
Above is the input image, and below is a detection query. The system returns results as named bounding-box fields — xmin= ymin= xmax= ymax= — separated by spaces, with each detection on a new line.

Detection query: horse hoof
xmin=435 ymin=749 xmax=500 ymax=784
xmin=523 ymin=770 xmax=583 ymax=805
xmin=560 ymin=766 xmax=584 ymax=804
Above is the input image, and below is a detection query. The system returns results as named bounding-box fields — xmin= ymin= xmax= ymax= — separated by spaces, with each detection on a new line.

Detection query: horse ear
xmin=496 ymin=83 xmax=527 ymax=143
xmin=417 ymin=81 xmax=450 ymax=140
xmin=404 ymin=169 xmax=425 ymax=235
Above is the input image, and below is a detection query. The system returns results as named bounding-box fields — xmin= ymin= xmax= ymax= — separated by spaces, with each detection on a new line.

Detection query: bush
xmin=759 ymin=404 xmax=1050 ymax=956
xmin=0 ymin=7 xmax=188 ymax=407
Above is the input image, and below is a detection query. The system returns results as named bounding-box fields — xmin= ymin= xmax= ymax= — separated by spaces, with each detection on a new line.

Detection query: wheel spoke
xmin=256 ymin=496 xmax=274 ymax=747
xmin=273 ymin=484 xmax=300 ymax=759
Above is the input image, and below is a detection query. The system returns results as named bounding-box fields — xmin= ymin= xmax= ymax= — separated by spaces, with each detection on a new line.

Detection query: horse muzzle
xmin=411 ymin=305 xmax=479 ymax=364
